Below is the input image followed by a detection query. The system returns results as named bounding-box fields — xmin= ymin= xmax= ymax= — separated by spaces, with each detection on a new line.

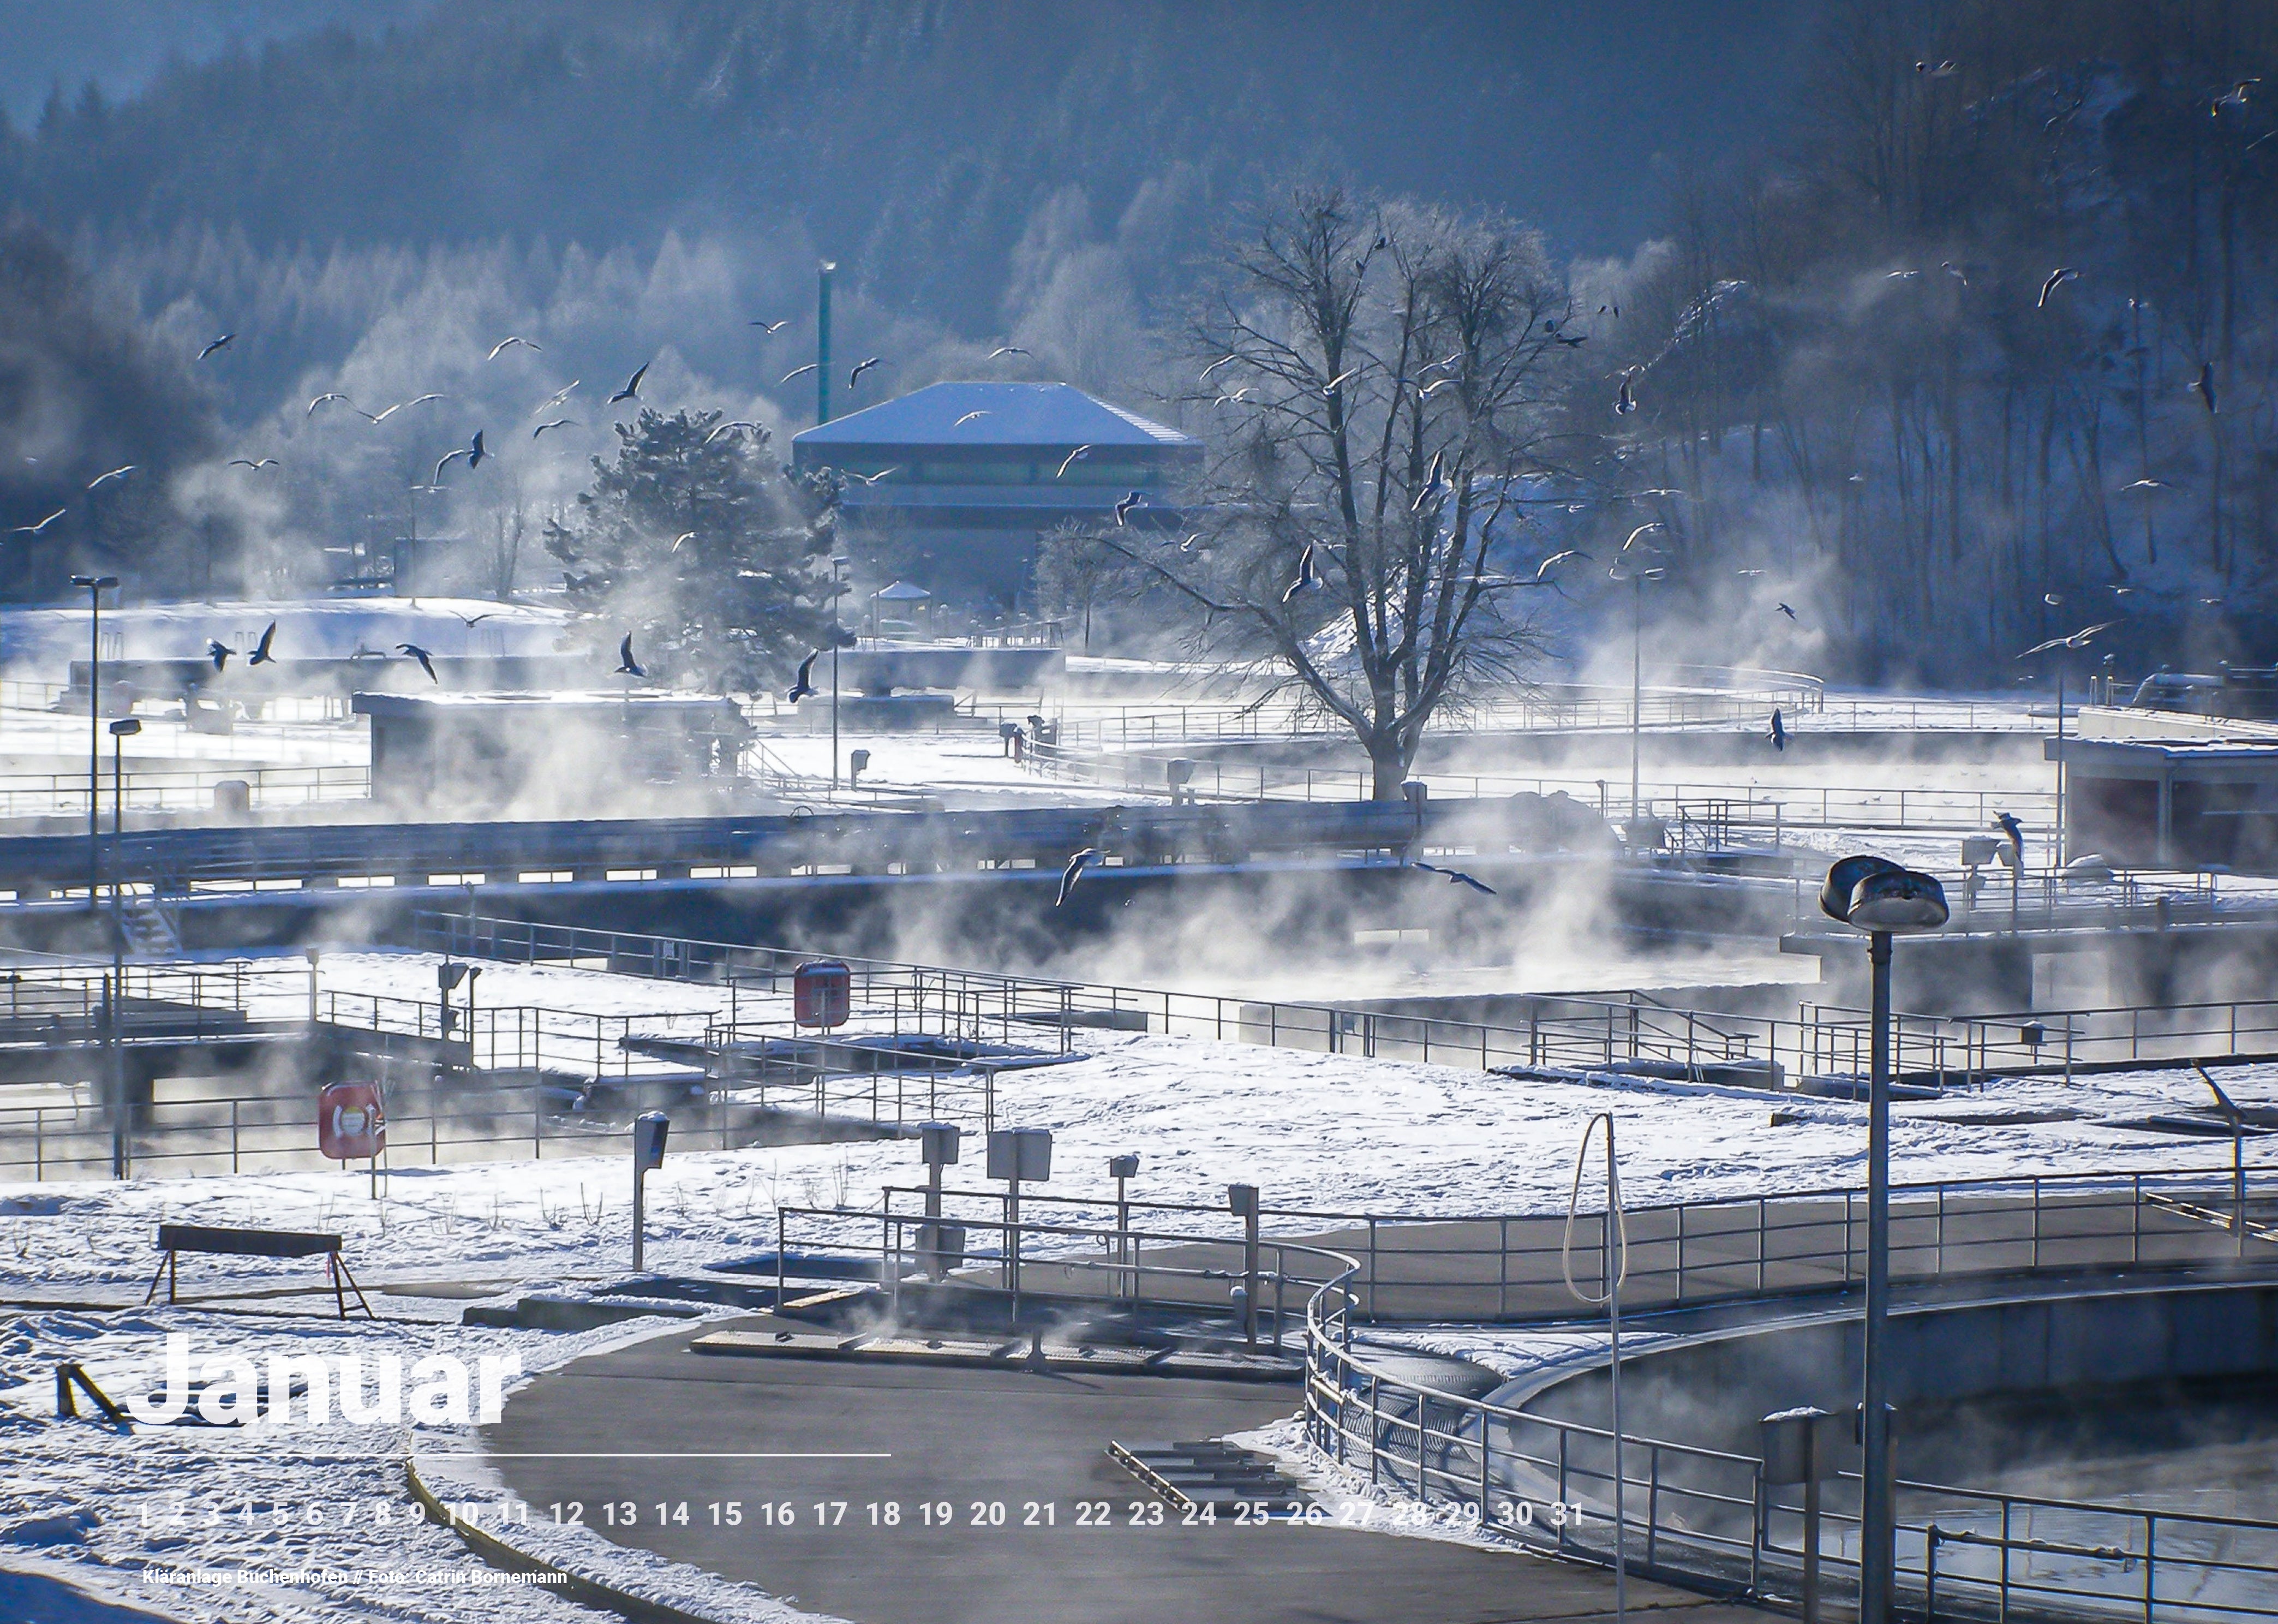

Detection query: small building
xmin=354 ymin=691 xmax=751 ymax=817
xmin=2055 ymin=707 xmax=2278 ymax=870
xmin=789 ymin=381 xmax=1203 ymax=605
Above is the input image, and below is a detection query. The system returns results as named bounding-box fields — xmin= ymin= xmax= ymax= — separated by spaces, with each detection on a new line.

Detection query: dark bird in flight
xmin=206 ymin=640 xmax=236 ymax=672
xmin=228 ymin=457 xmax=279 ymax=469
xmin=615 ymin=635 xmax=644 ymax=678
xmin=786 ymin=651 xmax=820 ymax=704
xmin=989 ymin=345 xmax=1030 ymax=358
xmin=609 ymin=363 xmax=649 ymax=403
xmin=1413 ymin=861 xmax=1497 ymax=896
xmin=1615 ymin=371 xmax=1639 ymax=415
xmin=1769 ymin=708 xmax=1787 ymax=751
xmin=198 ymin=334 xmax=235 ymax=360
xmin=1993 ymin=811 xmax=2024 ymax=862
xmin=2213 ymin=78 xmax=2259 ymax=115
xmin=1778 ymin=602 xmax=1798 ymax=620
xmin=87 ymin=466 xmax=135 ymax=491
xmin=1055 ymin=847 xmax=1101 ymax=907
xmin=2037 ymin=267 xmax=2079 ymax=308
xmin=533 ymin=419 xmax=578 ymax=438
xmin=1113 ymin=491 xmax=1145 ymax=526
xmin=397 ymin=643 xmax=438 ymax=682
xmin=434 ymin=431 xmax=487 ymax=483
xmin=750 ymin=319 xmax=790 ymax=333
xmin=451 ymin=611 xmax=497 ymax=627
xmin=848 ymin=356 xmax=883 ymax=388
xmin=2193 ymin=361 xmax=2219 ymax=414
xmin=1055 ymin=446 xmax=1093 ymax=479
xmin=9 ymin=509 xmax=66 ymax=536
xmin=1282 ymin=540 xmax=1319 ymax=604
xmin=247 ymin=622 xmax=278 ymax=666
xmin=780 ymin=363 xmax=819 ymax=385
xmin=487 ymin=336 xmax=541 ymax=359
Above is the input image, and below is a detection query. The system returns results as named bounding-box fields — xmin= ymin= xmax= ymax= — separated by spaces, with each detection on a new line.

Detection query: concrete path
xmin=489 ymin=1316 xmax=1775 ymax=1624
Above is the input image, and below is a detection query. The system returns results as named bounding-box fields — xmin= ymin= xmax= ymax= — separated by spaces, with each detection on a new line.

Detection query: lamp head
xmin=1820 ymin=856 xmax=1902 ymax=923
xmin=1847 ymin=868 xmax=1950 ymax=934
xmin=108 ymin=718 xmax=140 ymax=737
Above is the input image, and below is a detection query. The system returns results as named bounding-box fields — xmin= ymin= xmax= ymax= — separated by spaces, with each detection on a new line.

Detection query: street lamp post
xmin=830 ymin=554 xmax=849 ymax=791
xmin=1611 ymin=563 xmax=1664 ymax=829
xmin=106 ymin=714 xmax=139 ymax=1178
xmin=1820 ymin=855 xmax=1950 ymax=1624
xmin=70 ymin=575 xmax=119 ymax=906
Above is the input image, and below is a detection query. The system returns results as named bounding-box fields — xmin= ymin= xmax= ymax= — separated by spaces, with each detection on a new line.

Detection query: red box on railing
xmin=793 ymin=960 xmax=851 ymax=1030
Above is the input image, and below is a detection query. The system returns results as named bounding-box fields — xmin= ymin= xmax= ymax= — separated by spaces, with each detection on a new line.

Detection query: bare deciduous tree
xmin=1105 ymin=190 xmax=1576 ymax=798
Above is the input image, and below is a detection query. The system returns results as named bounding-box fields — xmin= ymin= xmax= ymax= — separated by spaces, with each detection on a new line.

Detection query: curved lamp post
xmin=1820 ymin=855 xmax=1948 ymax=1624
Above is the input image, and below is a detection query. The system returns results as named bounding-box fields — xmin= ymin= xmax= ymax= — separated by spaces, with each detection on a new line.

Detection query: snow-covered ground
xmin=5 ymin=940 xmax=2273 ymax=1622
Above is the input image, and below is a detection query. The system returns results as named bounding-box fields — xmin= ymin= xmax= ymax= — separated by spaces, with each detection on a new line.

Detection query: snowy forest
xmin=0 ymin=0 xmax=2272 ymax=683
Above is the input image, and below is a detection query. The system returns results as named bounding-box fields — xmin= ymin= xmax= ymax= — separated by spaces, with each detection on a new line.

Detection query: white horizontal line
xmin=433 ymin=1452 xmax=893 ymax=1460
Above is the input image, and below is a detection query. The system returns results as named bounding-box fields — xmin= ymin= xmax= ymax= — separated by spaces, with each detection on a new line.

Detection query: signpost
xmin=794 ymin=960 xmax=852 ymax=1030
xmin=986 ymin=1127 xmax=1051 ymax=1312
xmin=631 ymin=1111 xmax=669 ymax=1273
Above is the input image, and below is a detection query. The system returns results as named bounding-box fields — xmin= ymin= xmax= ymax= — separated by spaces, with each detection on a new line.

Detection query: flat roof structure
xmin=2055 ymin=707 xmax=2278 ymax=869
xmin=791 ymin=383 xmax=1202 ymax=606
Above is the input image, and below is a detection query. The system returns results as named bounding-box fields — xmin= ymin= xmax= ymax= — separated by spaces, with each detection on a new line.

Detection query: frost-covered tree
xmin=1109 ymin=191 xmax=1575 ymax=798
xmin=545 ymin=408 xmax=841 ymax=691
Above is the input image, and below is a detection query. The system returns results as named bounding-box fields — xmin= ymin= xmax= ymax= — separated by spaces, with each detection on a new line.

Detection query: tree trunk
xmin=1368 ymin=732 xmax=1411 ymax=801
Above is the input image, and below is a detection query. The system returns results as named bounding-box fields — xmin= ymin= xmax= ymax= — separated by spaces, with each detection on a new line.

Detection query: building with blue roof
xmin=790 ymin=381 xmax=1201 ymax=607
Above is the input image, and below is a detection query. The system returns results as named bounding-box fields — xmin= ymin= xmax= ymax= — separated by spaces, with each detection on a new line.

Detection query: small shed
xmin=353 ymin=691 xmax=751 ymax=816
xmin=2055 ymin=707 xmax=2278 ymax=870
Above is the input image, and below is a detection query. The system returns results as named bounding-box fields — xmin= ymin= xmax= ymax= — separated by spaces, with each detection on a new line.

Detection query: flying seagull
xmin=609 ymin=363 xmax=649 ymax=404
xmin=953 ymin=410 xmax=990 ymax=428
xmin=307 ymin=392 xmax=354 ymax=418
xmin=1055 ymin=847 xmax=1101 ymax=907
xmin=206 ymin=640 xmax=236 ymax=672
xmin=1409 ymin=450 xmax=1447 ymax=512
xmin=9 ymin=509 xmax=66 ymax=536
xmin=2044 ymin=592 xmax=2064 ymax=606
xmin=2193 ymin=362 xmax=2219 ymax=414
xmin=780 ymin=363 xmax=819 ymax=385
xmin=1993 ymin=811 xmax=2024 ymax=862
xmin=198 ymin=334 xmax=235 ymax=360
xmin=487 ymin=336 xmax=541 ymax=359
xmin=247 ymin=621 xmax=278 ymax=666
xmin=1199 ymin=355 xmax=1237 ymax=383
xmin=669 ymin=532 xmax=695 ymax=554
xmin=1324 ymin=366 xmax=1361 ymax=394
xmin=535 ymin=382 xmax=579 ymax=414
xmin=2121 ymin=477 xmax=2171 ymax=491
xmin=2213 ymin=78 xmax=2259 ymax=115
xmin=1534 ymin=549 xmax=1588 ymax=578
xmin=397 ymin=643 xmax=439 ymax=682
xmin=2018 ymin=622 xmax=2114 ymax=657
xmin=369 ymin=393 xmax=447 ymax=423
xmin=1179 ymin=533 xmax=1205 ymax=552
xmin=87 ymin=465 xmax=135 ymax=491
xmin=844 ymin=467 xmax=899 ymax=486
xmin=989 ymin=345 xmax=1030 ymax=358
xmin=1281 ymin=540 xmax=1319 ymax=604
xmin=1769 ymin=708 xmax=1787 ymax=751
xmin=615 ymin=635 xmax=644 ymax=678
xmin=433 ymin=431 xmax=487 ymax=483
xmin=2037 ymin=267 xmax=2079 ymax=308
xmin=1113 ymin=491 xmax=1145 ymax=526
xmin=703 ymin=420 xmax=762 ymax=445
xmin=1055 ymin=445 xmax=1093 ymax=479
xmin=1621 ymin=522 xmax=1663 ymax=552
xmin=848 ymin=356 xmax=882 ymax=388
xmin=1885 ymin=268 xmax=1921 ymax=280
xmin=786 ymin=651 xmax=820 ymax=704
xmin=1614 ymin=371 xmax=1639 ymax=415
xmin=750 ymin=319 xmax=790 ymax=333
xmin=1418 ymin=377 xmax=1460 ymax=398
xmin=1412 ymin=861 xmax=1497 ymax=896
xmin=533 ymin=419 xmax=578 ymax=438
xmin=227 ymin=457 xmax=279 ymax=469
xmin=1777 ymin=602 xmax=1798 ymax=620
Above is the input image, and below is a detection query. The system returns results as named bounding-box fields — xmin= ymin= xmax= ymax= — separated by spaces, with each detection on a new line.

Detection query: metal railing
xmin=421 ymin=912 xmax=2278 ymax=1098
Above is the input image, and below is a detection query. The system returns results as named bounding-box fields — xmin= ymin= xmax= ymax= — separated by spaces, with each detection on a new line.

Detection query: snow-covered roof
xmin=793 ymin=383 xmax=1198 ymax=451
